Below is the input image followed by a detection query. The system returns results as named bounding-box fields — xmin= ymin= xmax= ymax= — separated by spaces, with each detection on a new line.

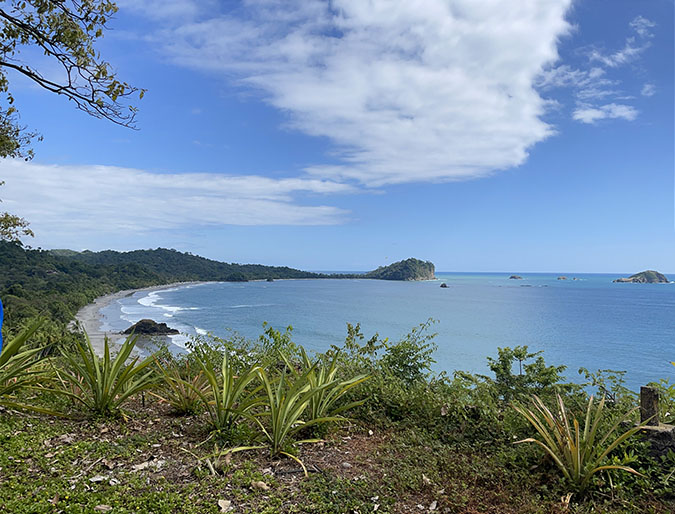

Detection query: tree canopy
xmin=0 ymin=0 xmax=144 ymax=159
xmin=0 ymin=1 xmax=143 ymax=241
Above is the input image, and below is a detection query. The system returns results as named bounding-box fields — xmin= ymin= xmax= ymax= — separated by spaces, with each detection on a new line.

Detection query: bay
xmin=99 ymin=273 xmax=675 ymax=391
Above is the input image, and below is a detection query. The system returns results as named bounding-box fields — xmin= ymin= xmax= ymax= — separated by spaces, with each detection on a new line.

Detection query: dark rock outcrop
xmin=123 ymin=319 xmax=179 ymax=336
xmin=613 ymin=270 xmax=669 ymax=284
xmin=557 ymin=276 xmax=567 ymax=280
xmin=509 ymin=275 xmax=522 ymax=280
xmin=440 ymin=282 xmax=448 ymax=288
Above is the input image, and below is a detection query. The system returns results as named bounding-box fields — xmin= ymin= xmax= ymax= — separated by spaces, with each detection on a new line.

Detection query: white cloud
xmin=630 ymin=16 xmax=656 ymax=39
xmin=0 ymin=160 xmax=352 ymax=244
xmin=572 ymin=103 xmax=638 ymax=124
xmin=134 ymin=0 xmax=573 ymax=186
xmin=588 ymin=37 xmax=648 ymax=68
xmin=641 ymin=83 xmax=656 ymax=97
xmin=537 ymin=65 xmax=617 ymax=100
xmin=538 ymin=16 xmax=656 ymax=125
xmin=588 ymin=16 xmax=655 ymax=68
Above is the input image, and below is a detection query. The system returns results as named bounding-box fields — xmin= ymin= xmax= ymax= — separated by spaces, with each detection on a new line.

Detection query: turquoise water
xmin=99 ymin=273 xmax=675 ymax=391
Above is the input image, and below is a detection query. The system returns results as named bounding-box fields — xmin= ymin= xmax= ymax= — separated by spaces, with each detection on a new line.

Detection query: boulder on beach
xmin=123 ymin=319 xmax=179 ymax=336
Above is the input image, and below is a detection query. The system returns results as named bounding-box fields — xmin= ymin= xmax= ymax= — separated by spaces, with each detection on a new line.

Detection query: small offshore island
xmin=613 ymin=270 xmax=670 ymax=283
xmin=362 ymin=258 xmax=435 ymax=281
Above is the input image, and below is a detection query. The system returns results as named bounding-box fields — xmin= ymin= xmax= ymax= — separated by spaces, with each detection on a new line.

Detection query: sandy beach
xmin=73 ymin=282 xmax=204 ymax=354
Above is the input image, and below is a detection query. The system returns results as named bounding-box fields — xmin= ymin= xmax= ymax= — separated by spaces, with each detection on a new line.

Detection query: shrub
xmin=513 ymin=393 xmax=643 ymax=493
xmin=253 ymin=362 xmax=340 ymax=461
xmin=151 ymin=359 xmax=209 ymax=415
xmin=194 ymin=351 xmax=262 ymax=433
xmin=0 ymin=318 xmax=52 ymax=413
xmin=56 ymin=333 xmax=156 ymax=416
xmin=295 ymin=347 xmax=369 ymax=421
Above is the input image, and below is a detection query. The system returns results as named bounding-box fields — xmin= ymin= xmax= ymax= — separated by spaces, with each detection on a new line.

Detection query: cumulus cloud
xmin=135 ymin=0 xmax=573 ymax=186
xmin=572 ymin=103 xmax=638 ymax=124
xmin=0 ymin=160 xmax=352 ymax=244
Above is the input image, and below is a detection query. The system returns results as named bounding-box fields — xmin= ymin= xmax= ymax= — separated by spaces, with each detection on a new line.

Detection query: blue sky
xmin=1 ymin=0 xmax=673 ymax=272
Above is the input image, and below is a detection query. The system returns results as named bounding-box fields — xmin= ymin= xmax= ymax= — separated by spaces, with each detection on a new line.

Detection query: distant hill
xmin=364 ymin=258 xmax=435 ymax=281
xmin=61 ymin=248 xmax=326 ymax=282
xmin=613 ymin=270 xmax=669 ymax=284
xmin=0 ymin=243 xmax=325 ymax=329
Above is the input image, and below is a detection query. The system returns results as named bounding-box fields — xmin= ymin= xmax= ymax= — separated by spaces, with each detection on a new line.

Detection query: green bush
xmin=55 ymin=333 xmax=156 ymax=416
xmin=513 ymin=393 xmax=643 ymax=494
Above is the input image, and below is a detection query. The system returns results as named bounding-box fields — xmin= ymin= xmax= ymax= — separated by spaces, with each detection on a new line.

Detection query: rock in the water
xmin=557 ymin=276 xmax=567 ymax=280
xmin=613 ymin=270 xmax=669 ymax=284
xmin=266 ymin=278 xmax=274 ymax=282
xmin=440 ymin=282 xmax=448 ymax=288
xmin=509 ymin=275 xmax=522 ymax=280
xmin=123 ymin=319 xmax=179 ymax=335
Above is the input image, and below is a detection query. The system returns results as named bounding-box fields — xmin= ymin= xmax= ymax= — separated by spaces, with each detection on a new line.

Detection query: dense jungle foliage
xmin=0 ymin=242 xmax=327 ymax=334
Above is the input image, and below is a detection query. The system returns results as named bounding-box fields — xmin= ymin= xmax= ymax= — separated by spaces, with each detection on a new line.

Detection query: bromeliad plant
xmin=151 ymin=359 xmax=209 ymax=415
xmin=295 ymin=348 xmax=369 ymax=421
xmin=56 ymin=333 xmax=156 ymax=416
xmin=193 ymin=351 xmax=263 ymax=432
xmin=513 ymin=393 xmax=643 ymax=493
xmin=250 ymin=362 xmax=341 ymax=473
xmin=0 ymin=318 xmax=53 ymax=412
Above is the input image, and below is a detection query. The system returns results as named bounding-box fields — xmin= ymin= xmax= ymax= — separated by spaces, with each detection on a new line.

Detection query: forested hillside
xmin=0 ymin=243 xmax=325 ymax=332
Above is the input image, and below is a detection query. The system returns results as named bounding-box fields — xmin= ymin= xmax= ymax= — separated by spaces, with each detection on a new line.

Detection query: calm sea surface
xmin=99 ymin=273 xmax=675 ymax=391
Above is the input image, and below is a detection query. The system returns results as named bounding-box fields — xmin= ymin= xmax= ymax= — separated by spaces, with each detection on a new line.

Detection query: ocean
xmin=98 ymin=273 xmax=675 ymax=391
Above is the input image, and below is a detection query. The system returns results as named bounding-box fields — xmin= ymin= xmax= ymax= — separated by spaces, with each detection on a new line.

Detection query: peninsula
xmin=613 ymin=270 xmax=669 ymax=284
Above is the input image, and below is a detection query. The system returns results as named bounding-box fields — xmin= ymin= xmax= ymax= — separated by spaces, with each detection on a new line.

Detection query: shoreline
xmin=73 ymin=281 xmax=207 ymax=354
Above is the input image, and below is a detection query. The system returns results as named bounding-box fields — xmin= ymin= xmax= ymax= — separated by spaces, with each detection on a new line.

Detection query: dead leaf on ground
xmin=251 ymin=480 xmax=270 ymax=491
xmin=94 ymin=505 xmax=112 ymax=512
xmin=217 ymin=499 xmax=232 ymax=512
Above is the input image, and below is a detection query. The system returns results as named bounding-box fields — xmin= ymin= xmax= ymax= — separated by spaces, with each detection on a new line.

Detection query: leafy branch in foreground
xmin=513 ymin=394 xmax=644 ymax=494
xmin=55 ymin=333 xmax=155 ymax=416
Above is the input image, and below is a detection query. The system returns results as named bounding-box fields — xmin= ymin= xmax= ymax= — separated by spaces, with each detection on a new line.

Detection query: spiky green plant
xmin=296 ymin=348 xmax=369 ymax=421
xmin=513 ymin=394 xmax=643 ymax=493
xmin=0 ymin=318 xmax=53 ymax=412
xmin=56 ymin=333 xmax=156 ymax=416
xmin=194 ymin=351 xmax=262 ymax=432
xmin=150 ymin=359 xmax=209 ymax=415
xmin=252 ymin=363 xmax=340 ymax=472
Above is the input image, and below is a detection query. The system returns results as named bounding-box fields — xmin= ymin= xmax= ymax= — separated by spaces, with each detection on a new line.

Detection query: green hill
xmin=0 ymin=243 xmax=324 ymax=330
xmin=364 ymin=258 xmax=435 ymax=281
